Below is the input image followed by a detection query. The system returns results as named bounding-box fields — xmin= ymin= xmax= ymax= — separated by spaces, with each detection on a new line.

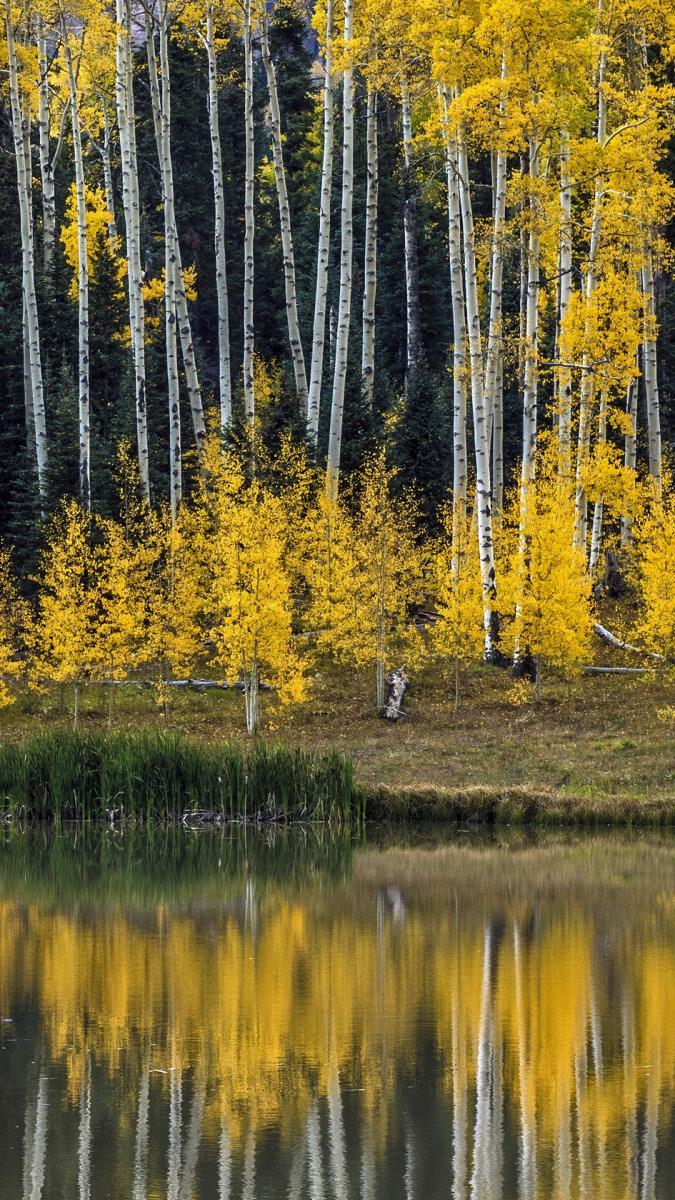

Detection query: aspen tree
xmin=307 ymin=0 xmax=335 ymax=445
xmin=34 ymin=500 xmax=96 ymax=727
xmin=361 ymin=87 xmax=378 ymax=408
xmin=557 ymin=130 xmax=573 ymax=464
xmin=483 ymin=55 xmax=507 ymax=498
xmin=0 ymin=543 xmax=29 ymax=709
xmin=641 ymin=249 xmax=661 ymax=491
xmin=36 ymin=17 xmax=68 ymax=274
xmin=260 ymin=4 xmax=309 ymax=413
xmin=115 ymin=0 xmax=150 ymax=501
xmin=439 ymin=87 xmax=467 ymax=532
xmin=401 ymin=74 xmax=421 ymax=376
xmin=242 ymin=0 xmax=255 ymax=429
xmin=326 ymin=0 xmax=355 ymax=501
xmin=432 ymin=505 xmax=484 ymax=710
xmin=635 ymin=485 xmax=675 ymax=663
xmin=145 ymin=3 xmax=183 ymax=516
xmin=93 ymin=518 xmax=142 ymax=728
xmin=60 ymin=15 xmax=91 ymax=511
xmin=145 ymin=0 xmax=208 ymax=464
xmin=205 ymin=0 xmax=233 ymax=430
xmin=5 ymin=0 xmax=49 ymax=500
xmin=140 ymin=509 xmax=202 ymax=720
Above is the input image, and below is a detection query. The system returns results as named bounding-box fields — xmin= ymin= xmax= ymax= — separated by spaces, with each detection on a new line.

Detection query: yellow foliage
xmin=33 ymin=500 xmax=96 ymax=688
xmin=60 ymin=184 xmax=126 ymax=303
xmin=0 ymin=542 xmax=29 ymax=709
xmin=634 ymin=483 xmax=675 ymax=661
xmin=432 ymin=503 xmax=485 ymax=704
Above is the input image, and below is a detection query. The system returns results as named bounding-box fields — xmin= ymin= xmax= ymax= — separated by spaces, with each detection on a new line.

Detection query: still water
xmin=0 ymin=825 xmax=674 ymax=1199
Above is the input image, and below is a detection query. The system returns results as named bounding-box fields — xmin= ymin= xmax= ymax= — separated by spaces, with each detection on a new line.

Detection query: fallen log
xmin=382 ymin=669 xmax=408 ymax=721
xmin=593 ymin=624 xmax=662 ymax=660
xmin=582 ymin=666 xmax=654 ymax=675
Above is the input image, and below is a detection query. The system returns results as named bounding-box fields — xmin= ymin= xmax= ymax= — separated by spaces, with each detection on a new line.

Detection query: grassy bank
xmin=2 ymin=660 xmax=675 ymax=824
xmin=0 ymin=731 xmax=361 ymax=824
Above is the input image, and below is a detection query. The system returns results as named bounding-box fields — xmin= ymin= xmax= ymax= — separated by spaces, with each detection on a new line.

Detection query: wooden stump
xmin=382 ymin=668 xmax=408 ymax=721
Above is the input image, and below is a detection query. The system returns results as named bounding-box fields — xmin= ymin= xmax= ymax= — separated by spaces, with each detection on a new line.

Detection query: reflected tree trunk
xmin=133 ymin=1064 xmax=150 ymax=1200
xmin=78 ymin=1056 xmax=92 ymax=1200
xmin=306 ymin=1099 xmax=325 ymax=1200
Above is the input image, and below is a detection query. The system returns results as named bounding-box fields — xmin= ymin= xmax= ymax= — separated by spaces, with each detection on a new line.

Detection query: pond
xmin=0 ymin=824 xmax=674 ymax=1199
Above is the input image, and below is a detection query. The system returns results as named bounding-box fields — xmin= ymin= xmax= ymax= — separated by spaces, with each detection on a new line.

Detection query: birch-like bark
xmin=521 ymin=137 xmax=540 ymax=495
xmin=261 ymin=10 xmax=308 ymax=413
xmin=401 ymin=76 xmax=421 ymax=374
xmin=440 ymin=88 xmax=467 ymax=529
xmin=557 ymin=130 xmax=573 ymax=464
xmin=620 ymin=370 xmax=638 ymax=545
xmin=242 ymin=0 xmax=255 ymax=428
xmin=156 ymin=4 xmax=207 ymax=458
xmin=307 ymin=0 xmax=334 ymax=443
xmin=484 ymin=56 xmax=507 ymax=468
xmin=457 ymin=120 xmax=496 ymax=657
xmin=589 ymin=390 xmax=607 ymax=574
xmin=361 ymin=87 xmax=378 ymax=407
xmin=493 ymin=349 xmax=504 ymax=517
xmin=575 ymin=0 xmax=606 ymax=552
xmin=116 ymin=0 xmax=150 ymax=501
xmin=205 ymin=0 xmax=232 ymax=430
xmin=642 ymin=246 xmax=661 ymax=489
xmin=100 ymin=98 xmax=117 ymax=238
xmin=37 ymin=20 xmax=57 ymax=272
xmin=6 ymin=1 xmax=48 ymax=499
xmin=146 ymin=6 xmax=182 ymax=516
xmin=326 ymin=0 xmax=354 ymax=500
xmin=62 ymin=23 xmax=91 ymax=512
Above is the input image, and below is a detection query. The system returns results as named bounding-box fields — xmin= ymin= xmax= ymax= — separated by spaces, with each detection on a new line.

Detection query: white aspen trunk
xmin=521 ymin=138 xmax=540 ymax=495
xmin=23 ymin=294 xmax=35 ymax=457
xmin=642 ymin=246 xmax=661 ymax=490
xmin=63 ymin=23 xmax=91 ymax=512
xmin=100 ymin=99 xmax=117 ymax=238
xmin=470 ymin=924 xmax=494 ymax=1200
xmin=440 ymin=88 xmax=468 ymax=529
xmin=167 ymin=1069 xmax=182 ymax=1200
xmin=156 ymin=7 xmax=207 ymax=458
xmin=456 ymin=121 xmax=496 ymax=657
xmin=557 ymin=131 xmax=573 ymax=462
xmin=6 ymin=2 xmax=48 ymax=500
xmin=575 ymin=2 xmax=606 ymax=552
xmin=518 ymin=158 xmax=528 ymax=397
xmin=306 ymin=1100 xmax=324 ymax=1200
xmin=493 ymin=350 xmax=504 ymax=518
xmin=205 ymin=0 xmax=232 ymax=430
xmin=243 ymin=0 xmax=255 ymax=429
xmin=218 ymin=1120 xmax=232 ymax=1200
xmin=260 ymin=11 xmax=309 ymax=413
xmin=589 ymin=390 xmax=607 ymax=574
xmin=78 ymin=1059 xmax=92 ymax=1200
xmin=116 ymin=0 xmax=150 ymax=502
xmin=307 ymin=0 xmax=334 ymax=443
xmin=37 ymin=21 xmax=57 ymax=273
xmin=401 ymin=76 xmax=421 ymax=374
xmin=361 ymin=87 xmax=378 ymax=407
xmin=620 ymin=369 xmax=638 ymax=545
xmin=132 ymin=1066 xmax=150 ymax=1200
xmin=483 ymin=57 xmax=507 ymax=468
xmin=325 ymin=0 xmax=354 ymax=501
xmin=146 ymin=7 xmax=182 ymax=517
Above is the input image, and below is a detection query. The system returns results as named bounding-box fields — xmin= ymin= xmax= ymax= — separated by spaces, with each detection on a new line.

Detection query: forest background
xmin=2 ymin=0 xmax=675 ymax=780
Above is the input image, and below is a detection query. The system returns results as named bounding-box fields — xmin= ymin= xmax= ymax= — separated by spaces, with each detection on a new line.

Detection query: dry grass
xmin=3 ymin=654 xmax=675 ymax=818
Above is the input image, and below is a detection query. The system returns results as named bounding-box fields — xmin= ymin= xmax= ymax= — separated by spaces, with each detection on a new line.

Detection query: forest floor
xmin=2 ymin=654 xmax=674 ymax=807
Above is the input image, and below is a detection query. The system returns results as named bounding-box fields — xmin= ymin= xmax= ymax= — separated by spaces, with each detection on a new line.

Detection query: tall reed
xmin=0 ymin=730 xmax=361 ymax=824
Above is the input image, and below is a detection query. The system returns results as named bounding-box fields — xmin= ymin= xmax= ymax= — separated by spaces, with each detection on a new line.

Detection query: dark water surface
xmin=0 ymin=824 xmax=674 ymax=1199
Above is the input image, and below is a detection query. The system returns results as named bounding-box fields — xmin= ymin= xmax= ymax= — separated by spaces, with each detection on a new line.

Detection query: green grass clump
xmin=0 ymin=730 xmax=362 ymax=824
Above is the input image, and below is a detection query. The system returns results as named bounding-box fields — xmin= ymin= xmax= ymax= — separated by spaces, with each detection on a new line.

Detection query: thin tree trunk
xmin=326 ymin=0 xmax=354 ymax=501
xmin=620 ymin=368 xmax=638 ymax=545
xmin=642 ymin=246 xmax=661 ymax=490
xmin=456 ymin=120 xmax=496 ymax=658
xmin=6 ymin=1 xmax=48 ymax=500
xmin=493 ymin=349 xmax=504 ymax=518
xmin=484 ymin=56 xmax=507 ymax=473
xmin=261 ymin=10 xmax=309 ymax=413
xmin=307 ymin=0 xmax=334 ymax=443
xmin=205 ymin=0 xmax=232 ymax=430
xmin=62 ymin=23 xmax=91 ymax=512
xmin=401 ymin=76 xmax=421 ymax=376
xmin=243 ymin=0 xmax=255 ymax=429
xmin=589 ymin=390 xmax=607 ymax=574
xmin=100 ymin=99 xmax=117 ymax=238
xmin=361 ymin=87 xmax=378 ymax=407
xmin=78 ymin=1058 xmax=92 ymax=1200
xmin=521 ymin=137 xmax=540 ymax=496
xmin=37 ymin=20 xmax=57 ymax=273
xmin=23 ymin=294 xmax=35 ymax=459
xmin=145 ymin=6 xmax=182 ymax=518
xmin=518 ymin=158 xmax=528 ymax=397
xmin=557 ymin=130 xmax=573 ymax=466
xmin=117 ymin=0 xmax=150 ymax=502
xmin=575 ymin=0 xmax=606 ymax=552
xmin=440 ymin=88 xmax=468 ymax=531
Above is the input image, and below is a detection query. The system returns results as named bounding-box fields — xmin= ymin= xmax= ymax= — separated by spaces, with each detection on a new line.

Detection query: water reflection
xmin=0 ymin=828 xmax=674 ymax=1198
